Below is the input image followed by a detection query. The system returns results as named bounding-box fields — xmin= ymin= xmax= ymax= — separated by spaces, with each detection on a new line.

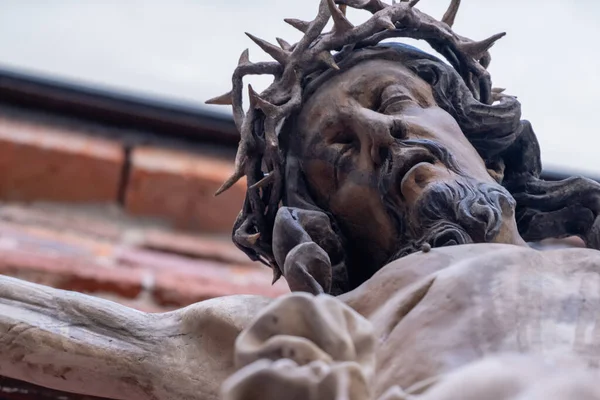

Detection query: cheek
xmin=303 ymin=159 xmax=336 ymax=204
xmin=406 ymin=107 xmax=493 ymax=183
xmin=304 ymin=159 xmax=397 ymax=257
xmin=303 ymin=149 xmax=399 ymax=264
xmin=329 ymin=181 xmax=397 ymax=255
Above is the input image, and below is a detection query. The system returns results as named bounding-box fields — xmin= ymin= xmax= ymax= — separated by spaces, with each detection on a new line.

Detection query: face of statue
xmin=296 ymin=59 xmax=524 ymax=279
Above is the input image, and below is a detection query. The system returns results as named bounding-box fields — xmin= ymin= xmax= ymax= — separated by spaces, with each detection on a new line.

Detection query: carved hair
xmin=208 ymin=0 xmax=600 ymax=292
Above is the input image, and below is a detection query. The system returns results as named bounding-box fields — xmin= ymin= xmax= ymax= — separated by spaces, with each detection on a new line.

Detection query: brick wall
xmin=0 ymin=111 xmax=288 ymax=312
xmin=0 ymin=117 xmax=124 ymax=203
xmin=0 ymin=113 xmax=245 ymax=234
xmin=125 ymin=146 xmax=247 ymax=233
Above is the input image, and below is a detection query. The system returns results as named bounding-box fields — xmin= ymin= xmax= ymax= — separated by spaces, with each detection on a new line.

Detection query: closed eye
xmin=340 ymin=142 xmax=355 ymax=155
xmin=332 ymin=132 xmax=358 ymax=154
xmin=378 ymin=94 xmax=412 ymax=111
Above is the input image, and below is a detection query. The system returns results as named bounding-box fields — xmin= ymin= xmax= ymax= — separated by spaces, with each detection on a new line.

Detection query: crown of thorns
xmin=206 ymin=0 xmax=506 ymax=265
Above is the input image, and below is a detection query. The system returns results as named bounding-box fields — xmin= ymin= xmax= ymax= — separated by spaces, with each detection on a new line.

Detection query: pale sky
xmin=0 ymin=1 xmax=598 ymax=176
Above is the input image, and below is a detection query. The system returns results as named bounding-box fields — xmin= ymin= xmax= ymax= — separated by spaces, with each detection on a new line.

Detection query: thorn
xmin=272 ymin=267 xmax=282 ymax=285
xmin=247 ymin=85 xmax=257 ymax=108
xmin=441 ymin=0 xmax=461 ymax=27
xmin=459 ymin=32 xmax=506 ymax=59
xmin=284 ymin=18 xmax=310 ymax=33
xmin=378 ymin=16 xmax=396 ymax=30
xmin=245 ymin=32 xmax=290 ymax=65
xmin=337 ymin=0 xmax=387 ymax=12
xmin=339 ymin=4 xmax=347 ymax=15
xmin=408 ymin=0 xmax=420 ymax=7
xmin=249 ymin=173 xmax=275 ymax=190
xmin=327 ymin=0 xmax=354 ymax=33
xmin=248 ymin=84 xmax=278 ymax=115
xmin=492 ymin=88 xmax=513 ymax=102
xmin=205 ymin=91 xmax=233 ymax=106
xmin=276 ymin=37 xmax=292 ymax=51
xmin=317 ymin=51 xmax=340 ymax=70
xmin=215 ymin=169 xmax=245 ymax=196
xmin=238 ymin=49 xmax=250 ymax=65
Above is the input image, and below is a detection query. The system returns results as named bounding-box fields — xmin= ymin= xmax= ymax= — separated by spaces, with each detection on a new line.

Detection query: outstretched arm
xmin=0 ymin=275 xmax=271 ymax=400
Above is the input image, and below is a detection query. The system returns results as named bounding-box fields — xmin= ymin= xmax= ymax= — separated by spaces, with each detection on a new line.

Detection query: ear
xmin=273 ymin=207 xmax=349 ymax=295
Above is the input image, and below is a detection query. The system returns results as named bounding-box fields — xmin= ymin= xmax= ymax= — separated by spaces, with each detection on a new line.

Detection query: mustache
xmin=413 ymin=180 xmax=514 ymax=243
xmin=376 ymin=140 xmax=516 ymax=261
xmin=387 ymin=180 xmax=514 ymax=262
xmin=398 ymin=139 xmax=463 ymax=174
xmin=377 ymin=138 xmax=466 ymax=237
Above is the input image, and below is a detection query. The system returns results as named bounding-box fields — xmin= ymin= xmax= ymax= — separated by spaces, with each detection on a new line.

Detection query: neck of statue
xmin=493 ymin=214 xmax=529 ymax=247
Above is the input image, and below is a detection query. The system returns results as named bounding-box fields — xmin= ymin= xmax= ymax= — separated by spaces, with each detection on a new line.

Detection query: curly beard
xmin=377 ymin=140 xmax=516 ymax=263
xmin=385 ymin=179 xmax=516 ymax=262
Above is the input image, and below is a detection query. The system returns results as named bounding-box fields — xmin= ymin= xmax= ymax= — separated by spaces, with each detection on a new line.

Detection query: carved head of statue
xmin=208 ymin=0 xmax=598 ymax=295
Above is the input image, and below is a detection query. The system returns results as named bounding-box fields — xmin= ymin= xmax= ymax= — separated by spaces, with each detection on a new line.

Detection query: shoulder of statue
xmin=341 ymin=243 xmax=600 ymax=314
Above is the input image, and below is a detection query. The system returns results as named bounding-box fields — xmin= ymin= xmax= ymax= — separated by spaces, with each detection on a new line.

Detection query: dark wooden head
xmin=207 ymin=0 xmax=600 ymax=295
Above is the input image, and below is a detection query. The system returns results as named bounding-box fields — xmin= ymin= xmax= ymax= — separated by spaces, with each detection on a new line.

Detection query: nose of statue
xmin=401 ymin=162 xmax=454 ymax=206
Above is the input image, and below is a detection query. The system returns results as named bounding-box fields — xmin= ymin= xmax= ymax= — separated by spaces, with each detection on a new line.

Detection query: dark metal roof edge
xmin=0 ymin=65 xmax=594 ymax=183
xmin=0 ymin=64 xmax=239 ymax=146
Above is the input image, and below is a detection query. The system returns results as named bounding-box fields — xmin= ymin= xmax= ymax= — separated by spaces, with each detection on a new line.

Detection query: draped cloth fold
xmin=221 ymin=244 xmax=600 ymax=400
xmin=222 ymin=293 xmax=375 ymax=400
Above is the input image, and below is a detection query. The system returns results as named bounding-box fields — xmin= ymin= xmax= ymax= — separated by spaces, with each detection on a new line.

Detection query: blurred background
xmin=0 ymin=1 xmax=596 ymax=311
xmin=2 ymin=0 xmax=599 ymax=173
xmin=0 ymin=1 xmax=596 ymax=396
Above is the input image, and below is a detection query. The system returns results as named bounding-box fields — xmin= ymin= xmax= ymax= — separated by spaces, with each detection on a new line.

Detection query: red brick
xmin=0 ymin=215 xmax=288 ymax=311
xmin=0 ymin=205 xmax=253 ymax=266
xmin=139 ymin=228 xmax=252 ymax=265
xmin=124 ymin=147 xmax=245 ymax=233
xmin=153 ymin=273 xmax=289 ymax=307
xmin=0 ymin=220 xmax=141 ymax=298
xmin=0 ymin=204 xmax=122 ymax=240
xmin=0 ymin=221 xmax=116 ymax=260
xmin=0 ymin=116 xmax=124 ymax=203
xmin=0 ymin=248 xmax=143 ymax=299
xmin=115 ymin=247 xmax=289 ymax=307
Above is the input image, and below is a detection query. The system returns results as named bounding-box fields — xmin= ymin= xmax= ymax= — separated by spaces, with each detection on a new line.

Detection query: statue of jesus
xmin=3 ymin=1 xmax=600 ymax=399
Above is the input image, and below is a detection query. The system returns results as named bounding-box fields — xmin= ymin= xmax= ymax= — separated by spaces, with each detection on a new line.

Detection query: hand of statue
xmin=220 ymin=292 xmax=375 ymax=400
xmin=272 ymin=207 xmax=349 ymax=295
xmin=282 ymin=241 xmax=332 ymax=294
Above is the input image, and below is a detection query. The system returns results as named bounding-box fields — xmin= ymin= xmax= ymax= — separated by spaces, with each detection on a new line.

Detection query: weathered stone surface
xmin=0 ymin=274 xmax=273 ymax=400
xmin=4 ymin=245 xmax=600 ymax=400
